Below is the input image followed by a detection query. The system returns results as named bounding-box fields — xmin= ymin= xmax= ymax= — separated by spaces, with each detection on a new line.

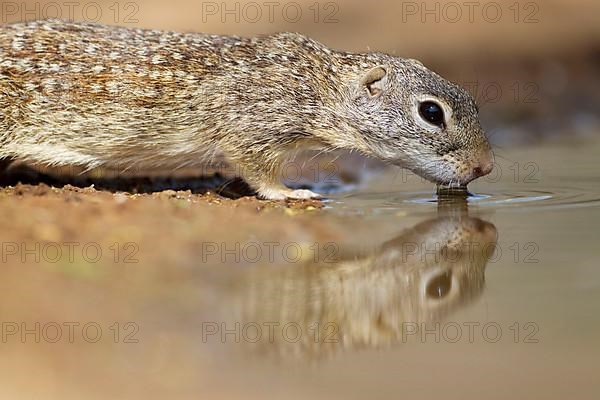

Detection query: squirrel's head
xmin=350 ymin=57 xmax=493 ymax=186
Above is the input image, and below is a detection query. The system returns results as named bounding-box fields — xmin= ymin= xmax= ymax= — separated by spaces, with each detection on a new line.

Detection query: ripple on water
xmin=331 ymin=184 xmax=600 ymax=214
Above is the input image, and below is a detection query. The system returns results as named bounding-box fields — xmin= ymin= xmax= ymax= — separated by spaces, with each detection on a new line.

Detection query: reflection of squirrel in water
xmin=221 ymin=211 xmax=497 ymax=359
xmin=0 ymin=20 xmax=493 ymax=199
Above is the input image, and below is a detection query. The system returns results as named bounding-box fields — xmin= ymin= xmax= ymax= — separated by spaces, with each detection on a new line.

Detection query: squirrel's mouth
xmin=398 ymin=157 xmax=493 ymax=188
xmin=430 ymin=166 xmax=492 ymax=187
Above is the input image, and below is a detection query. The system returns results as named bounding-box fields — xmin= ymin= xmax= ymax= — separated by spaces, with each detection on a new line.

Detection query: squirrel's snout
xmin=471 ymin=151 xmax=494 ymax=180
xmin=472 ymin=161 xmax=493 ymax=178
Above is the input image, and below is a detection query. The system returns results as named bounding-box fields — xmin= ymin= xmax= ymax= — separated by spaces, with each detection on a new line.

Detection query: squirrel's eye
xmin=418 ymin=101 xmax=445 ymax=128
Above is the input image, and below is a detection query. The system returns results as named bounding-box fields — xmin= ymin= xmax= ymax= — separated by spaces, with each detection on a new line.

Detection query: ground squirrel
xmin=0 ymin=20 xmax=493 ymax=200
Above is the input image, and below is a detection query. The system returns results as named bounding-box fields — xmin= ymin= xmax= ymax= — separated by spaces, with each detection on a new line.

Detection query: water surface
xmin=201 ymin=138 xmax=600 ymax=399
xmin=1 ymin=138 xmax=599 ymax=399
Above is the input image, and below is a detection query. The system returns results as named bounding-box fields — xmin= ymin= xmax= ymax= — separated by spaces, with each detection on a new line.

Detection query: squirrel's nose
xmin=472 ymin=154 xmax=494 ymax=178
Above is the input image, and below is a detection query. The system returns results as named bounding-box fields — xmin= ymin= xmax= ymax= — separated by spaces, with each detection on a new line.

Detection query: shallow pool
xmin=1 ymin=138 xmax=598 ymax=399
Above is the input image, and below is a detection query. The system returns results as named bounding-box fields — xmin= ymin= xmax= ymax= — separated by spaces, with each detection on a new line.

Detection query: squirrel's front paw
xmin=286 ymin=189 xmax=323 ymax=200
xmin=257 ymin=186 xmax=322 ymax=201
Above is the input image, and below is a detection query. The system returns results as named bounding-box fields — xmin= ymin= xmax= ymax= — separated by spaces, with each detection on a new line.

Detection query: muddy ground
xmin=0 ymin=178 xmax=334 ymax=267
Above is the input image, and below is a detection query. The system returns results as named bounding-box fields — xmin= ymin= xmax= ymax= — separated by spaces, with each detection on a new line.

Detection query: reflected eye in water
xmin=426 ymin=271 xmax=453 ymax=299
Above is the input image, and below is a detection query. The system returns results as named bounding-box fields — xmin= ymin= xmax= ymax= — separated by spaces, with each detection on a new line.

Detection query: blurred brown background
xmin=4 ymin=0 xmax=597 ymax=57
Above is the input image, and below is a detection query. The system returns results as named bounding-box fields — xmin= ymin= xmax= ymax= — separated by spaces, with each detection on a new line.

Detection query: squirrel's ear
xmin=361 ymin=66 xmax=388 ymax=97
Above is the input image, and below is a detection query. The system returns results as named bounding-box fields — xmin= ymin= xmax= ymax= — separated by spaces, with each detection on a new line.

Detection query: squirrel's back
xmin=0 ymin=20 xmax=345 ymax=170
xmin=0 ymin=20 xmax=253 ymax=107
